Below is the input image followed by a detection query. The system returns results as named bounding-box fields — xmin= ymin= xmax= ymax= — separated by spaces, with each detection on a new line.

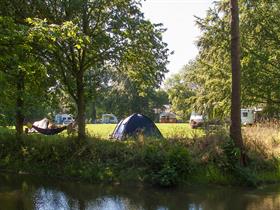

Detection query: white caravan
xmin=101 ymin=114 xmax=118 ymax=124
xmin=241 ymin=109 xmax=255 ymax=125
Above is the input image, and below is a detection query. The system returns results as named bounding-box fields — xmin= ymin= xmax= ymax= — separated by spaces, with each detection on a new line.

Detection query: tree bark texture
xmin=230 ymin=0 xmax=246 ymax=165
xmin=76 ymin=70 xmax=86 ymax=141
xmin=15 ymin=70 xmax=25 ymax=136
xmin=92 ymin=100 xmax=96 ymax=123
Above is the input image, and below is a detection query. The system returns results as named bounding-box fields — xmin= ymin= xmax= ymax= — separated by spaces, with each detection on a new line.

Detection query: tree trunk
xmin=92 ymin=100 xmax=96 ymax=123
xmin=15 ymin=70 xmax=25 ymax=137
xmin=90 ymin=78 xmax=97 ymax=123
xmin=77 ymin=70 xmax=86 ymax=141
xmin=230 ymin=0 xmax=246 ymax=166
xmin=75 ymin=0 xmax=88 ymax=140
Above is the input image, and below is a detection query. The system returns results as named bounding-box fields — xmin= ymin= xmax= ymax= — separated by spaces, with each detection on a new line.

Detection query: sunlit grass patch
xmin=0 ymin=126 xmax=15 ymax=135
xmin=156 ymin=123 xmax=204 ymax=139
xmin=85 ymin=123 xmax=205 ymax=140
xmin=86 ymin=124 xmax=116 ymax=139
xmin=1 ymin=123 xmax=204 ymax=140
xmin=243 ymin=123 xmax=280 ymax=160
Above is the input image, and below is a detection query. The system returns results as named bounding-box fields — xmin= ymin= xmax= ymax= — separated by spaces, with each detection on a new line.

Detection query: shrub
xmin=141 ymin=140 xmax=192 ymax=187
xmin=0 ymin=133 xmax=193 ymax=187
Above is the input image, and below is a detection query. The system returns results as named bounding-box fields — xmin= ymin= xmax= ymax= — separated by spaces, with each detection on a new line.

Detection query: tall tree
xmin=0 ymin=16 xmax=54 ymax=135
xmin=190 ymin=2 xmax=232 ymax=119
xmin=230 ymin=0 xmax=245 ymax=165
xmin=0 ymin=17 xmax=27 ymax=135
xmin=26 ymin=0 xmax=170 ymax=140
xmin=166 ymin=0 xmax=280 ymax=123
xmin=241 ymin=0 xmax=280 ymax=117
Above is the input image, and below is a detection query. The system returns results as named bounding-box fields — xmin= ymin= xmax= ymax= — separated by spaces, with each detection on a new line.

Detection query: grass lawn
xmin=86 ymin=124 xmax=116 ymax=138
xmin=0 ymin=123 xmax=204 ymax=139
xmin=156 ymin=123 xmax=203 ymax=139
xmin=86 ymin=123 xmax=204 ymax=139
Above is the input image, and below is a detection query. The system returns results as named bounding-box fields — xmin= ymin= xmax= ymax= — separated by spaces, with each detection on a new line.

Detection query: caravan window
xmin=243 ymin=112 xmax=248 ymax=117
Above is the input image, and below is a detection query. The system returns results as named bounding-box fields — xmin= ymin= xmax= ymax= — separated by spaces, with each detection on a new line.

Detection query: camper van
xmin=55 ymin=114 xmax=74 ymax=125
xmin=241 ymin=109 xmax=255 ymax=125
xmin=101 ymin=114 xmax=118 ymax=124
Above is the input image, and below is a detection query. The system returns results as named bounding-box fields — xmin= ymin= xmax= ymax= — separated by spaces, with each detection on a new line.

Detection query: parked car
xmin=55 ymin=114 xmax=75 ymax=125
xmin=189 ymin=112 xmax=205 ymax=128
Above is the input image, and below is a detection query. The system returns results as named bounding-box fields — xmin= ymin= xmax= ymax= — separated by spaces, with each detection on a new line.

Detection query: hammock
xmin=32 ymin=125 xmax=67 ymax=135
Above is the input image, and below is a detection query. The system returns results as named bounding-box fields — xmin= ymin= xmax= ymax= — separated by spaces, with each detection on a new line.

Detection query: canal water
xmin=0 ymin=173 xmax=280 ymax=210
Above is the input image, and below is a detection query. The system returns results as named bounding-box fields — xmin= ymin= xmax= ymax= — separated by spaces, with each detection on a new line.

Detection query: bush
xmin=141 ymin=141 xmax=192 ymax=187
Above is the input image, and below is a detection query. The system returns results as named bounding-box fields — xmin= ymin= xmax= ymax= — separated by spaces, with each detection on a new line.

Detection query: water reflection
xmin=0 ymin=173 xmax=280 ymax=210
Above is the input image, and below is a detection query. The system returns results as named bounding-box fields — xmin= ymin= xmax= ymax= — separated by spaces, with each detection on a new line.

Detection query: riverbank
xmin=0 ymin=125 xmax=280 ymax=187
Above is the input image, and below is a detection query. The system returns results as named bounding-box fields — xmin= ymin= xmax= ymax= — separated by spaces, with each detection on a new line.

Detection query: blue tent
xmin=111 ymin=113 xmax=163 ymax=140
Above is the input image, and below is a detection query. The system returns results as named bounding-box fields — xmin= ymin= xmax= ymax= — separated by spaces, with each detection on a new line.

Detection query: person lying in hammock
xmin=26 ymin=118 xmax=73 ymax=135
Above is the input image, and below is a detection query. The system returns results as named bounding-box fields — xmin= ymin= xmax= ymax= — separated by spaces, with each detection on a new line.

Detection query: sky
xmin=141 ymin=0 xmax=214 ymax=78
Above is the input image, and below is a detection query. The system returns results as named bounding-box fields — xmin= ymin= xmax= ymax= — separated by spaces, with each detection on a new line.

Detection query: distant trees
xmin=99 ymin=82 xmax=169 ymax=121
xmin=164 ymin=62 xmax=196 ymax=121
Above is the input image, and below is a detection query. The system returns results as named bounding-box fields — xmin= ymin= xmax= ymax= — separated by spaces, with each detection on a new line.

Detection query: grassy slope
xmin=1 ymin=123 xmax=280 ymax=186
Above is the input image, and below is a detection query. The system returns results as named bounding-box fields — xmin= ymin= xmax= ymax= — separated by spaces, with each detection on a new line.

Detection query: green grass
xmin=0 ymin=123 xmax=205 ymax=139
xmin=157 ymin=123 xmax=204 ymax=139
xmin=84 ymin=123 xmax=204 ymax=139
xmin=86 ymin=124 xmax=116 ymax=138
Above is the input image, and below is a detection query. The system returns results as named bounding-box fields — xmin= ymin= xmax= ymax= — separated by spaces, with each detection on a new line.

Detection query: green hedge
xmin=0 ymin=134 xmax=192 ymax=187
xmin=1 ymin=132 xmax=279 ymax=187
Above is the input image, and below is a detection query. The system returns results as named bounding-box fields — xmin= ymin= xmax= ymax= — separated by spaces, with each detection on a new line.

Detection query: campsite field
xmin=0 ymin=123 xmax=203 ymax=139
xmin=86 ymin=123 xmax=203 ymax=139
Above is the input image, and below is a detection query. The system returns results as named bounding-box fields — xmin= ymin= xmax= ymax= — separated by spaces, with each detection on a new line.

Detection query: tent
xmin=111 ymin=113 xmax=163 ymax=140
